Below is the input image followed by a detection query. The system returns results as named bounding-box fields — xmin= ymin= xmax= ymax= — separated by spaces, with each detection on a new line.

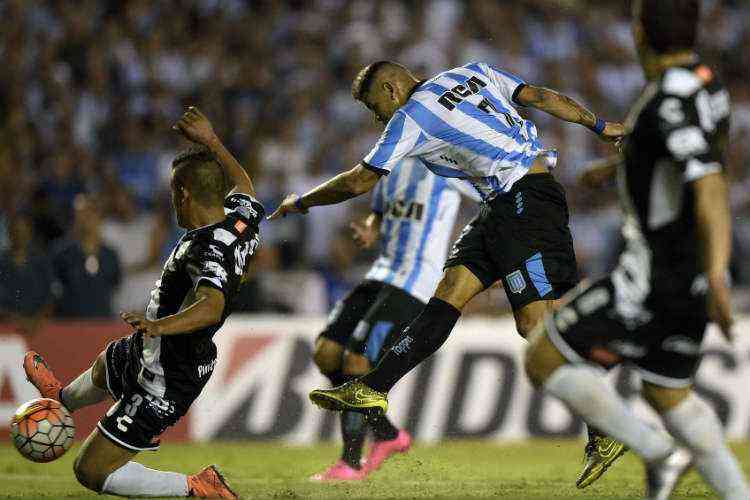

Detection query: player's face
xmin=363 ymin=94 xmax=392 ymax=125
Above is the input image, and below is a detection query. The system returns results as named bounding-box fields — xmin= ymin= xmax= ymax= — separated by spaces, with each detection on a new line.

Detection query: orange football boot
xmin=188 ymin=465 xmax=238 ymax=499
xmin=23 ymin=351 xmax=63 ymax=401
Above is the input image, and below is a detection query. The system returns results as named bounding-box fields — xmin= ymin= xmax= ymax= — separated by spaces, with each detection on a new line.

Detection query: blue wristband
xmin=592 ymin=117 xmax=606 ymax=135
xmin=294 ymin=196 xmax=306 ymax=211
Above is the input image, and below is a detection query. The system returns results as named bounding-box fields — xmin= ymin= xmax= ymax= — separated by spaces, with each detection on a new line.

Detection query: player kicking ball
xmin=311 ymin=158 xmax=478 ymax=480
xmin=270 ymin=58 xmax=626 ymax=483
xmin=23 ymin=107 xmax=263 ymax=498
xmin=525 ymin=1 xmax=749 ymax=499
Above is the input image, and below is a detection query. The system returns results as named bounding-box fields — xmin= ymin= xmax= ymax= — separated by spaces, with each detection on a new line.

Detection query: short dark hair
xmin=172 ymin=145 xmax=225 ymax=205
xmin=352 ymin=61 xmax=409 ymax=101
xmin=639 ymin=0 xmax=700 ymax=54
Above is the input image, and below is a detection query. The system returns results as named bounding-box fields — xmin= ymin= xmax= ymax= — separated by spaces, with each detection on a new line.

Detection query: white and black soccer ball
xmin=10 ymin=398 xmax=75 ymax=463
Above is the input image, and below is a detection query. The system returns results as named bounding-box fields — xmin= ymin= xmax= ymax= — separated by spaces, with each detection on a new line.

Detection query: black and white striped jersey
xmin=614 ymin=62 xmax=730 ymax=320
xmin=135 ymin=192 xmax=264 ymax=400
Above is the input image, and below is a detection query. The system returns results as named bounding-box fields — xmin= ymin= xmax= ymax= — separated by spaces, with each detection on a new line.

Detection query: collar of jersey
xmin=406 ymin=79 xmax=427 ymax=102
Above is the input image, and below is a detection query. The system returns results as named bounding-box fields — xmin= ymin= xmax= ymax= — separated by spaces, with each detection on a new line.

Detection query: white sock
xmin=60 ymin=367 xmax=108 ymax=411
xmin=102 ymin=461 xmax=188 ymax=497
xmin=543 ymin=364 xmax=673 ymax=462
xmin=663 ymin=395 xmax=750 ymax=500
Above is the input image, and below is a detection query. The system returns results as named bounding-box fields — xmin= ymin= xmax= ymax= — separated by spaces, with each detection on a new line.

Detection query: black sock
xmin=324 ymin=370 xmax=347 ymax=387
xmin=368 ymin=413 xmax=399 ymax=442
xmin=361 ymin=297 xmax=460 ymax=393
xmin=340 ymin=409 xmax=367 ymax=468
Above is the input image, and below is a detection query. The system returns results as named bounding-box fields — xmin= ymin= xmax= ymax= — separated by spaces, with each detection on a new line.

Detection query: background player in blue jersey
xmin=311 ymin=158 xmax=478 ymax=481
xmin=269 ymin=59 xmax=621 ymax=400
xmin=22 ymin=108 xmax=262 ymax=499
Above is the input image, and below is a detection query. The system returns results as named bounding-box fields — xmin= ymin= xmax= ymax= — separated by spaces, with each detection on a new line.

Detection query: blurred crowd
xmin=1 ymin=0 xmax=750 ymax=329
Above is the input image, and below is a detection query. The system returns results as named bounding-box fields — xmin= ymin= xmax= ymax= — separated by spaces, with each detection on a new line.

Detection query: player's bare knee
xmin=91 ymin=352 xmax=108 ymax=390
xmin=342 ymin=352 xmax=371 ymax=376
xmin=515 ymin=315 xmax=539 ymax=339
xmin=312 ymin=338 xmax=343 ymax=374
xmin=642 ymin=383 xmax=692 ymax=414
xmin=524 ymin=329 xmax=566 ymax=388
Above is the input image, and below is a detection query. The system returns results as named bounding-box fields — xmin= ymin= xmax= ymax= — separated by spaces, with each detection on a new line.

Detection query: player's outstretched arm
xmin=268 ymin=164 xmax=381 ymax=220
xmin=515 ymin=85 xmax=624 ymax=143
xmin=174 ymin=107 xmax=256 ymax=197
xmin=693 ymin=172 xmax=733 ymax=340
xmin=121 ymin=286 xmax=225 ymax=337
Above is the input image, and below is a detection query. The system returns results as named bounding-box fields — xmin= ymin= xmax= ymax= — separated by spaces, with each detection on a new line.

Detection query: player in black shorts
xmin=23 ymin=107 xmax=260 ymax=498
xmin=525 ymin=1 xmax=749 ymax=499
xmin=312 ymin=280 xmax=422 ymax=480
xmin=311 ymin=158 xmax=476 ymax=480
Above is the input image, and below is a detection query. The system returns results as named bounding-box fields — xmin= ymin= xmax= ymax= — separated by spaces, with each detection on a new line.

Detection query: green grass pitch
xmin=1 ymin=440 xmax=748 ymax=499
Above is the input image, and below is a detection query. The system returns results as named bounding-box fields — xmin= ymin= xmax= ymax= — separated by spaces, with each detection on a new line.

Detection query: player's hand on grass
xmin=173 ymin=106 xmax=218 ymax=146
xmin=707 ymin=274 xmax=733 ymax=342
xmin=121 ymin=312 xmax=161 ymax=337
xmin=267 ymin=194 xmax=308 ymax=220
xmin=350 ymin=221 xmax=377 ymax=249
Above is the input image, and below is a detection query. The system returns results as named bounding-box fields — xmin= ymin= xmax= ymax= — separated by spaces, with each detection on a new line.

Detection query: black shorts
xmin=320 ymin=280 xmax=425 ymax=362
xmin=444 ymin=173 xmax=579 ymax=311
xmin=546 ymin=277 xmax=708 ymax=388
xmin=98 ymin=337 xmax=187 ymax=452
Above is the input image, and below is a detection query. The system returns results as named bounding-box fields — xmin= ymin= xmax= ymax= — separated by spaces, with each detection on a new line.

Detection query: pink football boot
xmin=363 ymin=430 xmax=412 ymax=473
xmin=310 ymin=460 xmax=366 ymax=482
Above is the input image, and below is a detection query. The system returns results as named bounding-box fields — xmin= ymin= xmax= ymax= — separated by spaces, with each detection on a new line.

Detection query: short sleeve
xmin=477 ymin=62 xmax=526 ymax=105
xmin=362 ymin=110 xmax=422 ymax=175
xmin=185 ymin=240 xmax=231 ymax=295
xmin=656 ymin=90 xmax=724 ymax=182
xmin=224 ymin=193 xmax=265 ymax=227
xmin=370 ymin=179 xmax=385 ymax=214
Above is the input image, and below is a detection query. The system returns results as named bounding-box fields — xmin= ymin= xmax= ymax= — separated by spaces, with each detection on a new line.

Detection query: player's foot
xmin=188 ymin=465 xmax=238 ymax=499
xmin=576 ymin=434 xmax=629 ymax=488
xmin=309 ymin=460 xmax=366 ymax=481
xmin=23 ymin=351 xmax=63 ymax=401
xmin=309 ymin=381 xmax=388 ymax=416
xmin=645 ymin=448 xmax=692 ymax=500
xmin=363 ymin=429 xmax=412 ymax=473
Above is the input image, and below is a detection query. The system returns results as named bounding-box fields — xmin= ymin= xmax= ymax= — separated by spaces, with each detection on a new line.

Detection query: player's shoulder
xmin=659 ymin=63 xmax=723 ymax=99
xmin=224 ymin=192 xmax=265 ymax=223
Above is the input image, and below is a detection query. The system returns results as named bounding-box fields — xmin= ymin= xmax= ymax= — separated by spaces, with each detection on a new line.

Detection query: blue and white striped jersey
xmin=362 ymin=62 xmax=557 ymax=201
xmin=366 ymin=158 xmax=477 ymax=303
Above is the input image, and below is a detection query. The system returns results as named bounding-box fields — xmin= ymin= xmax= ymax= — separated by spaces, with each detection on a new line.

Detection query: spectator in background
xmin=51 ymin=194 xmax=121 ymax=318
xmin=0 ymin=213 xmax=55 ymax=335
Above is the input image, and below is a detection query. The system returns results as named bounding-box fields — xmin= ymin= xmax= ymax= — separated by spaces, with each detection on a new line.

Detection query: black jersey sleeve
xmin=224 ymin=193 xmax=265 ymax=229
xmin=184 ymin=239 xmax=233 ymax=295
xmin=656 ymin=69 xmax=730 ymax=182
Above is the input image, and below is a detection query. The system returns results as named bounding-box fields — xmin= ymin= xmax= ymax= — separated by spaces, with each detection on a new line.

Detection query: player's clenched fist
xmin=267 ymin=194 xmax=308 ymax=220
xmin=599 ymin=122 xmax=626 ymax=146
xmin=173 ymin=106 xmax=218 ymax=146
xmin=121 ymin=311 xmax=161 ymax=337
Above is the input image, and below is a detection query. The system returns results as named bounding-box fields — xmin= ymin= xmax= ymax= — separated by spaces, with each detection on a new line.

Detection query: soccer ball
xmin=10 ymin=398 xmax=75 ymax=463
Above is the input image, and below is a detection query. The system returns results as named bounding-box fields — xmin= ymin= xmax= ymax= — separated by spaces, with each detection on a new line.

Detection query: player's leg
xmin=636 ymin=362 xmax=750 ymax=499
xmin=24 ymin=350 xmax=109 ymax=410
xmin=309 ymin=213 xmax=499 ymax=412
xmin=523 ymin=280 xmax=677 ymax=470
xmin=311 ymin=281 xmax=382 ymax=480
xmin=314 ymin=281 xmax=383 ymax=387
xmin=357 ymin=264 xmax=484 ymax=393
xmin=353 ymin=286 xmax=423 ymax=472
